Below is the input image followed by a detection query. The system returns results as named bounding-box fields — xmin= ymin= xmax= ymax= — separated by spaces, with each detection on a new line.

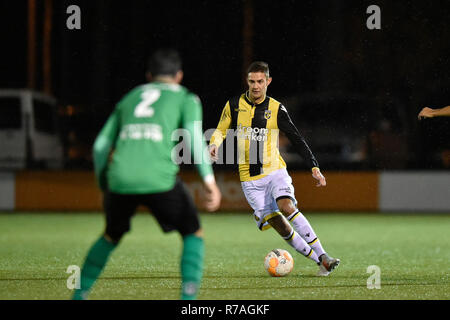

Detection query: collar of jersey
xmin=244 ymin=91 xmax=269 ymax=106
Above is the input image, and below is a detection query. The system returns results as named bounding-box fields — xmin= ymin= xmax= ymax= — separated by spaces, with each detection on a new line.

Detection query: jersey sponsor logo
xmin=119 ymin=123 xmax=163 ymax=141
xmin=279 ymin=187 xmax=291 ymax=194
xmin=234 ymin=108 xmax=247 ymax=112
xmin=236 ymin=123 xmax=268 ymax=141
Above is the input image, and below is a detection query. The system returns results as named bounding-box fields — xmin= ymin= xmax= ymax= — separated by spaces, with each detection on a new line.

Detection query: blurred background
xmin=0 ymin=0 xmax=449 ymax=212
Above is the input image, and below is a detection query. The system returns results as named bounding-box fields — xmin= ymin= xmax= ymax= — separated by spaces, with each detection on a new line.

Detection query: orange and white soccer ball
xmin=264 ymin=249 xmax=294 ymax=277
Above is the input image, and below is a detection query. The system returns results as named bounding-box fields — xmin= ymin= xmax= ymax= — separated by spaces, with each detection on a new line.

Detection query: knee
xmin=278 ymin=200 xmax=297 ymax=217
xmin=104 ymin=229 xmax=127 ymax=244
xmin=181 ymin=228 xmax=204 ymax=239
xmin=193 ymin=228 xmax=204 ymax=238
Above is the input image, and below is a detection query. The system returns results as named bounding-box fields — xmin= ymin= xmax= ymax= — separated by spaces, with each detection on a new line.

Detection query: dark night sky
xmin=2 ymin=0 xmax=450 ymax=169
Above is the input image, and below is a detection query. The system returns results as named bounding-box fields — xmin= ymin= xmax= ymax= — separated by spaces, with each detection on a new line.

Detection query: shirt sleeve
xmin=92 ymin=107 xmax=120 ymax=191
xmin=277 ymin=104 xmax=319 ymax=169
xmin=209 ymin=101 xmax=232 ymax=148
xmin=181 ymin=92 xmax=214 ymax=181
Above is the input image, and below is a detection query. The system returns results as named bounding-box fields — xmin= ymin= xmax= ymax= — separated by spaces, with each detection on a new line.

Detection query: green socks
xmin=180 ymin=234 xmax=205 ymax=300
xmin=72 ymin=236 xmax=117 ymax=300
xmin=72 ymin=234 xmax=204 ymax=300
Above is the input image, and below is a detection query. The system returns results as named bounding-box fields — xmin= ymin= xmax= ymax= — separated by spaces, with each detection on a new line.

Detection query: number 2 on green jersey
xmin=134 ymin=89 xmax=161 ymax=118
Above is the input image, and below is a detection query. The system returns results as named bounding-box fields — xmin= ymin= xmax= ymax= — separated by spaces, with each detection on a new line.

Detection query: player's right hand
xmin=203 ymin=180 xmax=221 ymax=212
xmin=209 ymin=144 xmax=219 ymax=162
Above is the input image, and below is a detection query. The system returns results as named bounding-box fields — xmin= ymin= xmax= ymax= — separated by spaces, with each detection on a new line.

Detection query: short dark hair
xmin=147 ymin=49 xmax=182 ymax=77
xmin=247 ymin=61 xmax=270 ymax=78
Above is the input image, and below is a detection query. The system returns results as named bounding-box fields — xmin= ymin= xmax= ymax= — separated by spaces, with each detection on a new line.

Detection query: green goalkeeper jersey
xmin=93 ymin=81 xmax=213 ymax=194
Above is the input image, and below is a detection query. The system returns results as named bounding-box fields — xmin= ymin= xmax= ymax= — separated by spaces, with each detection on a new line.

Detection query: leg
xmin=267 ymin=213 xmax=292 ymax=238
xmin=277 ymin=197 xmax=326 ymax=257
xmin=145 ymin=179 xmax=204 ymax=300
xmin=72 ymin=235 xmax=117 ymax=300
xmin=267 ymin=214 xmax=319 ymax=263
xmin=180 ymin=230 xmax=204 ymax=300
xmin=272 ymin=168 xmax=326 ymax=257
xmin=72 ymin=192 xmax=137 ymax=300
xmin=270 ymin=169 xmax=340 ymax=275
xmin=276 ymin=198 xmax=340 ymax=276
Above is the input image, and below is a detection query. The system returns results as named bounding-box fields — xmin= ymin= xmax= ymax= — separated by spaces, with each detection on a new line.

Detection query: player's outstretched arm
xmin=277 ymin=104 xmax=319 ymax=167
xmin=277 ymin=104 xmax=324 ymax=187
xmin=418 ymin=106 xmax=450 ymax=119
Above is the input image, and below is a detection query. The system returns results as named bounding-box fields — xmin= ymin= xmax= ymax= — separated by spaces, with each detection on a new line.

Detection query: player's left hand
xmin=209 ymin=144 xmax=219 ymax=162
xmin=418 ymin=107 xmax=434 ymax=120
xmin=312 ymin=168 xmax=326 ymax=187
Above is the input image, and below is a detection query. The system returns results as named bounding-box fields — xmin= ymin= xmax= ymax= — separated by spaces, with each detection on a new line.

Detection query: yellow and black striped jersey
xmin=210 ymin=92 xmax=319 ymax=182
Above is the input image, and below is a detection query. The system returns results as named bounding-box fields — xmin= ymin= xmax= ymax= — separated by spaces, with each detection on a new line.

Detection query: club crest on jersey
xmin=264 ymin=110 xmax=272 ymax=120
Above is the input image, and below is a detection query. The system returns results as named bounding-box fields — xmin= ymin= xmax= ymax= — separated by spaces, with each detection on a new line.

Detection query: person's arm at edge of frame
xmin=418 ymin=105 xmax=450 ymax=119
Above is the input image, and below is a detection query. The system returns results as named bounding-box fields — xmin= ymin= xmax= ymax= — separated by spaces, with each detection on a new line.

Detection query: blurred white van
xmin=0 ymin=89 xmax=63 ymax=169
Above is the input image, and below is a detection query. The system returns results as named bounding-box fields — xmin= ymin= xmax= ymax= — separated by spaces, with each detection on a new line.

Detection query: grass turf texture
xmin=0 ymin=212 xmax=449 ymax=300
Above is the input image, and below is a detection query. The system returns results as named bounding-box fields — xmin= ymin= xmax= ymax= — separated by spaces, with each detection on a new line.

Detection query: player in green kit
xmin=72 ymin=49 xmax=221 ymax=300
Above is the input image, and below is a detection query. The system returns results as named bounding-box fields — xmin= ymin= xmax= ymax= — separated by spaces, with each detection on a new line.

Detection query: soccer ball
xmin=264 ymin=249 xmax=294 ymax=277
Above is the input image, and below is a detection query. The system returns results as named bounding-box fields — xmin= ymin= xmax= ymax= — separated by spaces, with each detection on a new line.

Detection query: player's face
xmin=247 ymin=72 xmax=272 ymax=103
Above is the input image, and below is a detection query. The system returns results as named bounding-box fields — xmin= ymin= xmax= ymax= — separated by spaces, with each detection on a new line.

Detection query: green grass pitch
xmin=0 ymin=212 xmax=449 ymax=300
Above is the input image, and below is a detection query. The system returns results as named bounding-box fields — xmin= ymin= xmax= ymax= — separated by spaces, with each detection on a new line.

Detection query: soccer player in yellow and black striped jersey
xmin=209 ymin=61 xmax=340 ymax=276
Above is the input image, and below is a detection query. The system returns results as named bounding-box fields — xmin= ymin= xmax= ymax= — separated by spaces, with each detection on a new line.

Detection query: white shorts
xmin=241 ymin=168 xmax=297 ymax=231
